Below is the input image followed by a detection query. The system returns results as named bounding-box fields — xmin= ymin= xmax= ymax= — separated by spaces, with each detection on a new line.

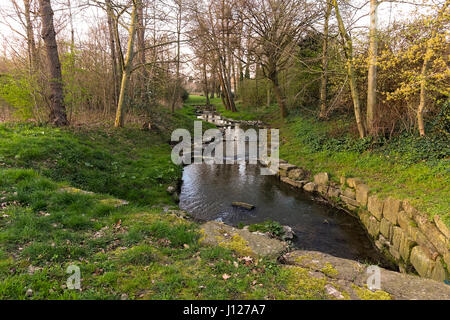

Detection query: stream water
xmin=179 ymin=112 xmax=393 ymax=267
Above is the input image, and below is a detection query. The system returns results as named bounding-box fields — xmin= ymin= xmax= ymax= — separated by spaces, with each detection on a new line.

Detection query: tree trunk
xmin=333 ymin=0 xmax=366 ymax=138
xmin=114 ymin=1 xmax=138 ymax=128
xmin=137 ymin=0 xmax=147 ymax=102
xmin=171 ymin=0 xmax=182 ymax=113
xmin=210 ymin=72 xmax=216 ymax=99
xmin=366 ymin=0 xmax=378 ymax=134
xmin=38 ymin=0 xmax=69 ymax=126
xmin=106 ymin=0 xmax=119 ymax=107
xmin=417 ymin=1 xmax=448 ymax=136
xmin=319 ymin=0 xmax=332 ymax=119
xmin=269 ymin=71 xmax=287 ymax=119
xmin=417 ymin=55 xmax=429 ymax=136
xmin=203 ymin=62 xmax=210 ymax=105
xmin=24 ymin=0 xmax=37 ymax=72
xmin=67 ymin=0 xmax=75 ymax=53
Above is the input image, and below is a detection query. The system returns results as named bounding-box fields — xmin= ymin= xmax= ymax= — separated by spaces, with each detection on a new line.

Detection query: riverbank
xmin=1 ymin=100 xmax=448 ymax=299
xmin=0 ymin=113 xmax=385 ymax=299
xmin=199 ymin=95 xmax=449 ymax=228
xmin=193 ymin=95 xmax=449 ymax=283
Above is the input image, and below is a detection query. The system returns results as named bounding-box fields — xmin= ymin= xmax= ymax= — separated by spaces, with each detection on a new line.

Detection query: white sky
xmin=0 ymin=0 xmax=440 ymax=77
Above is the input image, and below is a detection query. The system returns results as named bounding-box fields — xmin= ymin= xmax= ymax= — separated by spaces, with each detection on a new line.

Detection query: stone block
xmin=279 ymin=163 xmax=297 ymax=177
xmin=402 ymin=200 xmax=419 ymax=219
xmin=400 ymin=235 xmax=415 ymax=263
xmin=380 ymin=218 xmax=393 ymax=241
xmin=360 ymin=210 xmax=370 ymax=229
xmin=410 ymin=246 xmax=435 ymax=278
xmin=366 ymin=215 xmax=380 ymax=238
xmin=444 ymin=253 xmax=450 ymax=270
xmin=383 ymin=197 xmax=402 ymax=225
xmin=303 ymin=182 xmax=316 ymax=192
xmin=355 ymin=184 xmax=370 ymax=207
xmin=392 ymin=227 xmax=404 ymax=251
xmin=398 ymin=211 xmax=413 ymax=231
xmin=368 ymin=195 xmax=384 ymax=220
xmin=343 ymin=188 xmax=356 ymax=199
xmin=433 ymin=215 xmax=450 ymax=239
xmin=431 ymin=259 xmax=447 ymax=282
xmin=414 ymin=214 xmax=449 ymax=256
xmin=389 ymin=246 xmax=401 ymax=260
xmin=414 ymin=230 xmax=440 ymax=261
xmin=340 ymin=195 xmax=359 ymax=209
xmin=314 ymin=172 xmax=329 ymax=186
xmin=327 ymin=187 xmax=341 ymax=198
xmin=288 ymin=168 xmax=306 ymax=181
xmin=317 ymin=184 xmax=329 ymax=195
xmin=280 ymin=177 xmax=304 ymax=188
xmin=346 ymin=177 xmax=363 ymax=188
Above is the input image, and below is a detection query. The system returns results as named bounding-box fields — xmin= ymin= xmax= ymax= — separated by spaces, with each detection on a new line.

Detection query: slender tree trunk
xmin=366 ymin=0 xmax=378 ymax=134
xmin=24 ymin=0 xmax=40 ymax=119
xmin=203 ymin=62 xmax=210 ymax=105
xmin=137 ymin=0 xmax=147 ymax=102
xmin=269 ymin=71 xmax=287 ymax=119
xmin=38 ymin=0 xmax=69 ymax=126
xmin=67 ymin=0 xmax=75 ymax=53
xmin=171 ymin=0 xmax=182 ymax=113
xmin=114 ymin=1 xmax=138 ymax=128
xmin=417 ymin=55 xmax=429 ymax=136
xmin=417 ymin=1 xmax=448 ymax=136
xmin=210 ymin=71 xmax=216 ymax=99
xmin=24 ymin=0 xmax=37 ymax=72
xmin=333 ymin=0 xmax=366 ymax=138
xmin=319 ymin=0 xmax=332 ymax=119
xmin=106 ymin=0 xmax=119 ymax=107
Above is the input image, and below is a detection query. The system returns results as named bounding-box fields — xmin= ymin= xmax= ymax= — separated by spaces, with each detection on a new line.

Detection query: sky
xmin=0 ymin=0 xmax=439 ymax=76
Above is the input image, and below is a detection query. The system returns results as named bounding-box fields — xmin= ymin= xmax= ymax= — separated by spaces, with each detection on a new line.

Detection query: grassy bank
xmin=190 ymin=95 xmax=449 ymax=226
xmin=0 ymin=105 xmax=350 ymax=300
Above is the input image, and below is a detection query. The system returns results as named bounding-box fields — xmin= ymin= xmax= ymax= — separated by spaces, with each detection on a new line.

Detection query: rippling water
xmin=180 ymin=116 xmax=393 ymax=267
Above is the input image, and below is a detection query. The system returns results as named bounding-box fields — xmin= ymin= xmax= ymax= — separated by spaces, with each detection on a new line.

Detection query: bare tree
xmin=170 ymin=0 xmax=183 ymax=113
xmin=105 ymin=0 xmax=120 ymax=106
xmin=190 ymin=0 xmax=237 ymax=111
xmin=332 ymin=0 xmax=366 ymax=138
xmin=239 ymin=0 xmax=318 ymax=119
xmin=366 ymin=0 xmax=378 ymax=134
xmin=115 ymin=0 xmax=139 ymax=128
xmin=319 ymin=0 xmax=332 ymax=119
xmin=417 ymin=0 xmax=448 ymax=136
xmin=38 ymin=0 xmax=69 ymax=126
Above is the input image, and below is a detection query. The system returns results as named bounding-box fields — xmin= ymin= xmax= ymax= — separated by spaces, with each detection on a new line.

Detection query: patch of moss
xmin=352 ymin=284 xmax=391 ymax=300
xmin=282 ymin=266 xmax=328 ymax=300
xmin=321 ymin=263 xmax=339 ymax=278
xmin=218 ymin=234 xmax=254 ymax=257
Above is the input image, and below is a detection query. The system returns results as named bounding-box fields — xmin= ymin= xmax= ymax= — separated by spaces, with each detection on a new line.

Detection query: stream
xmin=179 ymin=110 xmax=393 ymax=267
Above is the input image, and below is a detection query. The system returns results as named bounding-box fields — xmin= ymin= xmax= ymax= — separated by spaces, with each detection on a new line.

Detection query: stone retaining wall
xmin=271 ymin=160 xmax=449 ymax=283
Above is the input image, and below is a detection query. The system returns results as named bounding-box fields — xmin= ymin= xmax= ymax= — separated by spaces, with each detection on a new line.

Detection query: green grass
xmin=187 ymin=95 xmax=277 ymax=121
xmin=247 ymin=220 xmax=285 ymax=238
xmin=0 ymin=123 xmax=182 ymax=206
xmin=0 ymin=106 xmax=339 ymax=300
xmin=279 ymin=116 xmax=449 ymax=226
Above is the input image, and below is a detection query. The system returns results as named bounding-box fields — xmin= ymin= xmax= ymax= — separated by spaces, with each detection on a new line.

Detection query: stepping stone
xmin=232 ymin=202 xmax=255 ymax=210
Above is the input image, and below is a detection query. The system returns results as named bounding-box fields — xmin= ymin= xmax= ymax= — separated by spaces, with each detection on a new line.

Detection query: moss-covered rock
xmin=199 ymin=221 xmax=288 ymax=258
